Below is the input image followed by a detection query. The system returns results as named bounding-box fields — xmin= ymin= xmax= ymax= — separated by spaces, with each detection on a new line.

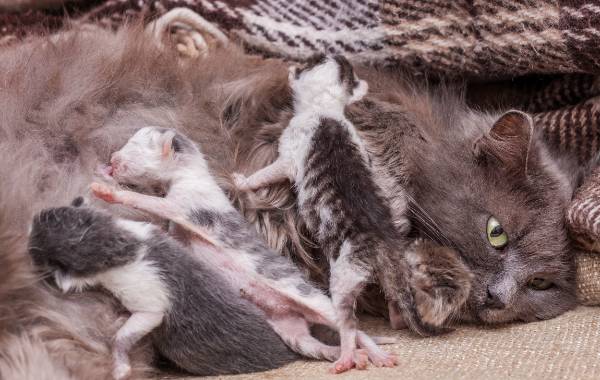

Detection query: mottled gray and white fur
xmin=232 ymin=55 xmax=467 ymax=371
xmin=91 ymin=127 xmax=398 ymax=373
xmin=28 ymin=198 xmax=297 ymax=379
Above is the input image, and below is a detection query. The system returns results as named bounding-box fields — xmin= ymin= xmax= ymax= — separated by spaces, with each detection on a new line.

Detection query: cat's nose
xmin=485 ymin=286 xmax=506 ymax=309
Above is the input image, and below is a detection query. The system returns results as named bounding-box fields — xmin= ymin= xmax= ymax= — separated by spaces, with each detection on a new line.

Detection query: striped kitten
xmin=233 ymin=55 xmax=464 ymax=372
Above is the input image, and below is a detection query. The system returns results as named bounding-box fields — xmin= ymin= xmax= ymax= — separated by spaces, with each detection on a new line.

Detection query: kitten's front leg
xmin=90 ymin=183 xmax=220 ymax=247
xmin=232 ymin=158 xmax=295 ymax=191
xmin=112 ymin=311 xmax=163 ymax=380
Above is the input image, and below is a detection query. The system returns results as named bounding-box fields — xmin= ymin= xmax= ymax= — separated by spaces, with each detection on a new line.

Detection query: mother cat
xmin=0 ymin=24 xmax=577 ymax=378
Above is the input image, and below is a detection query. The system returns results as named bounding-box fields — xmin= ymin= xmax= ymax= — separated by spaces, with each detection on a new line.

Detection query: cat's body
xmin=233 ymin=55 xmax=471 ymax=370
xmin=0 ymin=26 xmax=578 ymax=378
xmin=27 ymin=200 xmax=297 ymax=379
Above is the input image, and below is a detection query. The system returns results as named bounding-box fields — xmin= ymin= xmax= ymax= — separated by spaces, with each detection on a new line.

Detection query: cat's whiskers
xmin=406 ymin=194 xmax=453 ymax=247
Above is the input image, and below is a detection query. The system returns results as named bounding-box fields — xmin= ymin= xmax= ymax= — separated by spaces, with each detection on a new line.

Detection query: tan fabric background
xmin=577 ymin=252 xmax=600 ymax=306
xmin=204 ymin=308 xmax=600 ymax=380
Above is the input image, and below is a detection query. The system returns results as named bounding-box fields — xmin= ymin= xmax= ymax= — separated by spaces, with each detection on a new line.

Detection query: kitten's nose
xmin=485 ymin=286 xmax=506 ymax=309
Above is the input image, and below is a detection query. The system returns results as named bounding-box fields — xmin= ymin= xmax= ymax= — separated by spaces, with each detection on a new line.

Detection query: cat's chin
xmin=475 ymin=308 xmax=521 ymax=325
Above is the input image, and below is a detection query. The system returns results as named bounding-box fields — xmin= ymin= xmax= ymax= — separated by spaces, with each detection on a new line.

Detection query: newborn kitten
xmin=232 ymin=55 xmax=471 ymax=369
xmin=28 ymin=198 xmax=297 ymax=379
xmin=90 ymin=127 xmax=397 ymax=373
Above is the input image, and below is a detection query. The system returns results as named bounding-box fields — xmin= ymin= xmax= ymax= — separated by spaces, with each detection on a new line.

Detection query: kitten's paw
xmin=407 ymin=239 xmax=473 ymax=327
xmin=330 ymin=349 xmax=368 ymax=373
xmin=232 ymin=172 xmax=251 ymax=191
xmin=91 ymin=182 xmax=118 ymax=204
xmin=367 ymin=349 xmax=398 ymax=368
xmin=112 ymin=361 xmax=131 ymax=380
xmin=319 ymin=346 xmax=341 ymax=362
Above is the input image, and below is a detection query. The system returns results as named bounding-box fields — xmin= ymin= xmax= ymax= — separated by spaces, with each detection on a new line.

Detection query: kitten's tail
xmin=376 ymin=239 xmax=473 ymax=337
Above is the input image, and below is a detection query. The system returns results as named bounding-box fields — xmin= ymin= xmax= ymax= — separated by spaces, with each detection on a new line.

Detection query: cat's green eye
xmin=486 ymin=216 xmax=508 ymax=249
xmin=528 ymin=277 xmax=553 ymax=291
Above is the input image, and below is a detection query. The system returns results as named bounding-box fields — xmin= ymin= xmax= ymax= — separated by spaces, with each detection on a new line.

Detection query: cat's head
xmin=410 ymin=110 xmax=577 ymax=324
xmin=288 ymin=54 xmax=368 ymax=107
xmin=28 ymin=198 xmax=140 ymax=291
xmin=109 ymin=126 xmax=202 ymax=187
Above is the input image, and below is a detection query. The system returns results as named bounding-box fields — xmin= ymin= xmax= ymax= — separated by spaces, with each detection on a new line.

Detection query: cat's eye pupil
xmin=486 ymin=216 xmax=508 ymax=249
xmin=490 ymin=225 xmax=503 ymax=237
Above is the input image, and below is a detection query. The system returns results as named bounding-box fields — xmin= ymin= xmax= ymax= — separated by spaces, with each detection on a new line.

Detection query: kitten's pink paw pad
xmin=330 ymin=350 xmax=368 ymax=374
xmin=91 ymin=182 xmax=117 ymax=203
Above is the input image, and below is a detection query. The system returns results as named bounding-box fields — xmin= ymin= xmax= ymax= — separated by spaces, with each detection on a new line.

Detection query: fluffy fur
xmin=0 ymin=23 xmax=576 ymax=377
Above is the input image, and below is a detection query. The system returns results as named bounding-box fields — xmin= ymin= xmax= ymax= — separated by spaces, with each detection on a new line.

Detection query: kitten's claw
xmin=232 ymin=172 xmax=251 ymax=191
xmin=91 ymin=182 xmax=118 ymax=204
xmin=112 ymin=361 xmax=131 ymax=380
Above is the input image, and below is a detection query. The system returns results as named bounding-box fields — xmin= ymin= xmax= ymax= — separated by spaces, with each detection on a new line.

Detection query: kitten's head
xmin=28 ymin=198 xmax=139 ymax=289
xmin=109 ymin=126 xmax=202 ymax=187
xmin=288 ymin=54 xmax=368 ymax=107
xmin=410 ymin=110 xmax=577 ymax=324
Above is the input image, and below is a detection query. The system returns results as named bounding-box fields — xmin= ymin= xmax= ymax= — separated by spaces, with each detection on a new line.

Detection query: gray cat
xmin=346 ymin=92 xmax=578 ymax=324
xmin=27 ymin=198 xmax=297 ymax=379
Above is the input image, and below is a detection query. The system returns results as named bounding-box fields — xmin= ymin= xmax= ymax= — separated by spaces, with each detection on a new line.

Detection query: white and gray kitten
xmin=28 ymin=198 xmax=297 ymax=379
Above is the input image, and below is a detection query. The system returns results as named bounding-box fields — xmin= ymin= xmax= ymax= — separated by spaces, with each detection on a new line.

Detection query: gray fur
xmin=28 ymin=203 xmax=297 ymax=376
xmin=189 ymin=208 xmax=317 ymax=286
xmin=29 ymin=206 xmax=140 ymax=276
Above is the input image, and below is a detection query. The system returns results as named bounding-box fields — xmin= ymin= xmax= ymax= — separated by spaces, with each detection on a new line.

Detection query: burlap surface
xmin=204 ymin=308 xmax=600 ymax=380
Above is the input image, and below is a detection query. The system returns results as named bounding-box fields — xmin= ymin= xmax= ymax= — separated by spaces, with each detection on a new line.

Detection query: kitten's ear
xmin=474 ymin=110 xmax=533 ymax=170
xmin=161 ymin=130 xmax=177 ymax=159
xmin=349 ymin=79 xmax=368 ymax=104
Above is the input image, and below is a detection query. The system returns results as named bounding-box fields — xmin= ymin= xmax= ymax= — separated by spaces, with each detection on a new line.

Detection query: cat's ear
xmin=160 ymin=130 xmax=177 ymax=159
xmin=474 ymin=110 xmax=533 ymax=170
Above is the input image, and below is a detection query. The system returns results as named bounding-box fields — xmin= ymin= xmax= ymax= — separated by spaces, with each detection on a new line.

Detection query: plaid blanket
xmin=3 ymin=0 xmax=600 ymax=297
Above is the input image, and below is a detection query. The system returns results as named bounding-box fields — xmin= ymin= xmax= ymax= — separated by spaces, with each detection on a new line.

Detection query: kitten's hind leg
xmin=232 ymin=158 xmax=294 ymax=191
xmin=388 ymin=300 xmax=407 ymax=330
xmin=329 ymin=242 xmax=371 ymax=374
xmin=112 ymin=311 xmax=163 ymax=380
xmin=269 ymin=316 xmax=341 ymax=362
xmin=357 ymin=331 xmax=398 ymax=368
